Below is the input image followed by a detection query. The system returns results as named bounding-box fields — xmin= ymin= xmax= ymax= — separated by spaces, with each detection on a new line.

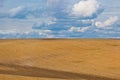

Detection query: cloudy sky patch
xmin=0 ymin=0 xmax=120 ymax=38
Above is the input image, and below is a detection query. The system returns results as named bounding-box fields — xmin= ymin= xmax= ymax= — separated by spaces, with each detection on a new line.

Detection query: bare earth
xmin=0 ymin=39 xmax=120 ymax=80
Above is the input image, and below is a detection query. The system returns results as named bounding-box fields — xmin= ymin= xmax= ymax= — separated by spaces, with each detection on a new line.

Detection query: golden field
xmin=0 ymin=39 xmax=120 ymax=80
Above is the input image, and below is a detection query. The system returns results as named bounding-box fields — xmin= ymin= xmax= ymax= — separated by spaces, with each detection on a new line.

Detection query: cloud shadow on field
xmin=0 ymin=63 xmax=117 ymax=80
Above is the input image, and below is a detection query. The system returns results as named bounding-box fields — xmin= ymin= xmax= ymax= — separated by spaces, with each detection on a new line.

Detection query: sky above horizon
xmin=0 ymin=0 xmax=120 ymax=38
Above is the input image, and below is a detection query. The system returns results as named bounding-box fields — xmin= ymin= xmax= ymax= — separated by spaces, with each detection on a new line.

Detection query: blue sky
xmin=0 ymin=0 xmax=120 ymax=38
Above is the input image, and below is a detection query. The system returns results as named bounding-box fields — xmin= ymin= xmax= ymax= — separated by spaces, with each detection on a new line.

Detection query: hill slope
xmin=0 ymin=39 xmax=120 ymax=80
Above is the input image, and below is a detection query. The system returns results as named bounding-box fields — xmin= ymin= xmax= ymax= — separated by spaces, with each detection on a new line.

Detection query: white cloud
xmin=0 ymin=29 xmax=53 ymax=39
xmin=32 ymin=17 xmax=57 ymax=29
xmin=18 ymin=29 xmax=52 ymax=36
xmin=69 ymin=26 xmax=89 ymax=32
xmin=37 ymin=30 xmax=52 ymax=35
xmin=95 ymin=16 xmax=119 ymax=29
xmin=72 ymin=0 xmax=100 ymax=17
xmin=45 ymin=17 xmax=57 ymax=25
xmin=9 ymin=6 xmax=25 ymax=17
xmin=0 ymin=30 xmax=17 ymax=34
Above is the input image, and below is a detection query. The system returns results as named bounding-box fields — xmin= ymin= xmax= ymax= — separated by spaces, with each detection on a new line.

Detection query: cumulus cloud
xmin=2 ymin=0 xmax=103 ymax=20
xmin=8 ymin=5 xmax=46 ymax=19
xmin=45 ymin=0 xmax=103 ymax=19
xmin=0 ymin=30 xmax=17 ymax=34
xmin=32 ymin=17 xmax=57 ymax=29
xmin=0 ymin=0 xmax=109 ymax=38
xmin=9 ymin=6 xmax=25 ymax=17
xmin=95 ymin=16 xmax=119 ymax=29
xmin=72 ymin=0 xmax=102 ymax=18
xmin=24 ymin=30 xmax=52 ymax=37
xmin=32 ymin=18 xmax=92 ymax=30
xmin=0 ymin=29 xmax=53 ymax=39
xmin=69 ymin=26 xmax=89 ymax=32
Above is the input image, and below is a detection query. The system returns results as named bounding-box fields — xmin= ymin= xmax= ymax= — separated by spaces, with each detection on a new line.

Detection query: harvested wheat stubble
xmin=0 ymin=39 xmax=120 ymax=80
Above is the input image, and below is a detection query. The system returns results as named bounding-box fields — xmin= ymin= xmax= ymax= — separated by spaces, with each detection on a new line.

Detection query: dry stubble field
xmin=0 ymin=39 xmax=120 ymax=80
